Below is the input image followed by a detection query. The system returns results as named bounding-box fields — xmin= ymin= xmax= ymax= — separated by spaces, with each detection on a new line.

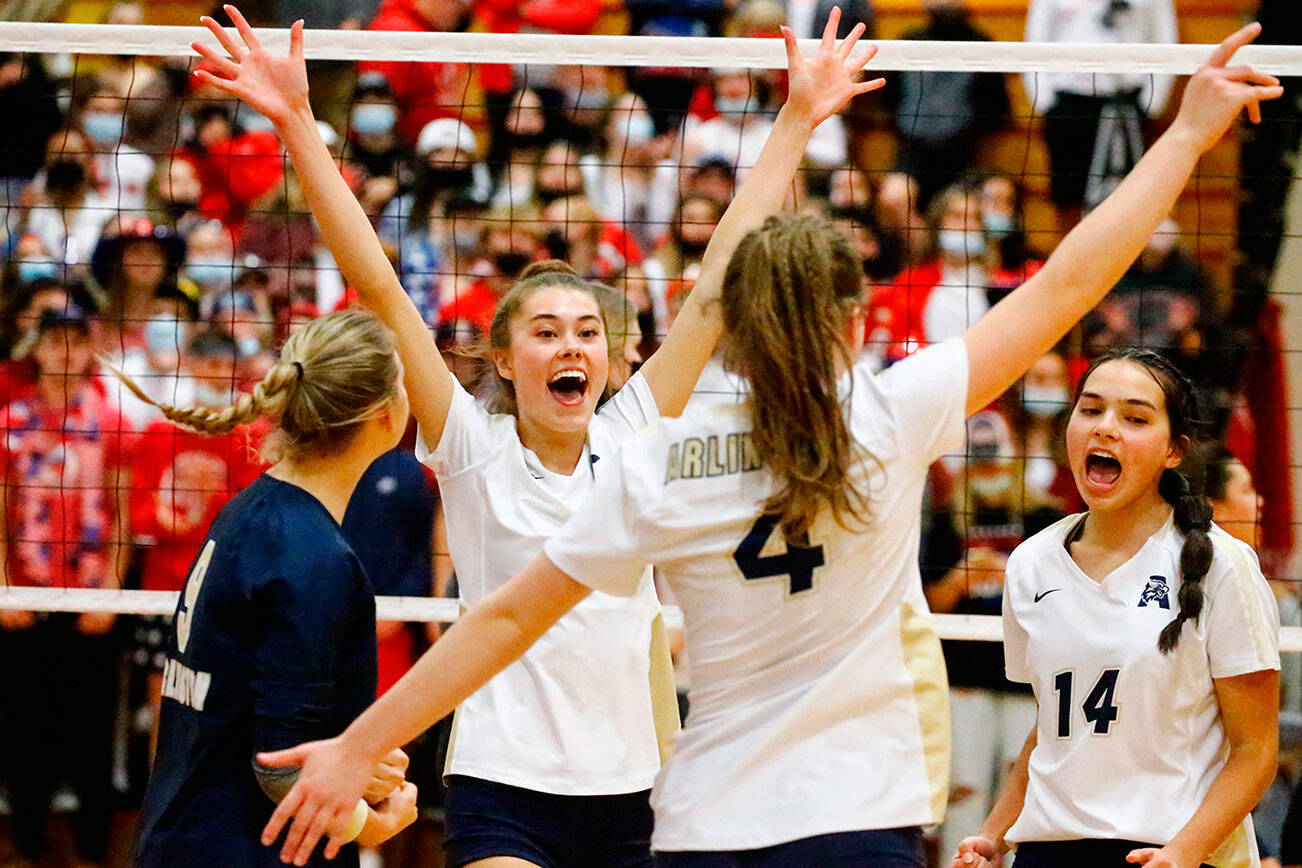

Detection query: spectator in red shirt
xmin=362 ymin=0 xmax=477 ymax=144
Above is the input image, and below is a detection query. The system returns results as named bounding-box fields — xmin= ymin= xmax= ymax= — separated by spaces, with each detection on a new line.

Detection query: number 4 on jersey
xmin=733 ymin=514 xmax=826 ymax=596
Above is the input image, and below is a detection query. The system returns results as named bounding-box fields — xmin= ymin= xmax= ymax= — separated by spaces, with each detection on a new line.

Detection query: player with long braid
xmin=950 ymin=349 xmax=1279 ymax=868
xmin=131 ymin=310 xmax=419 ymax=867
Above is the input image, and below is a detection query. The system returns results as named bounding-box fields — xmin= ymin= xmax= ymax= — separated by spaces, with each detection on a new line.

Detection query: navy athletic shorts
xmin=1014 ymin=839 xmax=1213 ymax=867
xmin=443 ymin=774 xmax=654 ymax=868
xmin=654 ymin=826 xmax=924 ymax=867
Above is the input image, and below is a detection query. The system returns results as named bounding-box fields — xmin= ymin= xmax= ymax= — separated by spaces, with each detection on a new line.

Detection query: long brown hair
xmin=109 ymin=309 xmax=400 ymax=462
xmin=722 ymin=213 xmax=873 ymax=538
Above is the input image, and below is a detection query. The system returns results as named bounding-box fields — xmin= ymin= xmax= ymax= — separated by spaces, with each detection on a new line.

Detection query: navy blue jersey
xmin=341 ymin=448 xmax=436 ymax=598
xmin=135 ymin=475 xmax=378 ymax=868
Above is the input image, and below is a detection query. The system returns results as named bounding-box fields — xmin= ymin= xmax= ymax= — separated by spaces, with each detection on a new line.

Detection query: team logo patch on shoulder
xmin=1138 ymin=575 xmax=1171 ymax=610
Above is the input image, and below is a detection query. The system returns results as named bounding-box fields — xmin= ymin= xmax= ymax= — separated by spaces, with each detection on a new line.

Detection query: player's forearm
xmin=340 ymin=567 xmax=581 ymax=761
xmin=963 ymin=127 xmax=1200 ymax=411
xmin=1030 ymin=126 xmax=1199 ymax=319
xmin=979 ymin=728 xmax=1035 ymax=851
xmin=1165 ymin=737 xmax=1277 ymax=865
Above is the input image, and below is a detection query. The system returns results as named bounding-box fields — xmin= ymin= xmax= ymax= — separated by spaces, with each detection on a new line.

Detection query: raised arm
xmin=637 ymin=7 xmax=884 ymax=417
xmin=193 ymin=8 xmax=455 ymax=447
xmin=962 ymin=23 xmax=1282 ymax=416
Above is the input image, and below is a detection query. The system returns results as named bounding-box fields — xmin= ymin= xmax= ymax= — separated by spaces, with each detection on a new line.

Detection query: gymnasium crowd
xmin=0 ymin=0 xmax=1299 ymax=864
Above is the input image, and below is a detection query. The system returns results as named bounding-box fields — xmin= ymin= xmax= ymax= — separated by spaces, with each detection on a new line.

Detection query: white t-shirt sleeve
xmin=595 ymin=371 xmax=660 ymax=445
xmin=544 ymin=438 xmax=656 ymax=598
xmin=873 ymin=339 xmax=970 ymax=466
xmin=414 ymin=373 xmax=495 ymax=477
xmin=1203 ymin=535 xmax=1281 ymax=679
xmin=1002 ymin=553 xmax=1032 ymax=684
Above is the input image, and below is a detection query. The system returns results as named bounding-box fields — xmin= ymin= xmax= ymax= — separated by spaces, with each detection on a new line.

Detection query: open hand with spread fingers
xmin=192 ymin=5 xmax=310 ymax=127
xmin=781 ymin=6 xmax=885 ymax=130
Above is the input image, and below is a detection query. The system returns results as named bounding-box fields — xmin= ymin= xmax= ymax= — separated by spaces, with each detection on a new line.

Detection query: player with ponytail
xmin=951 ymin=348 xmax=1279 ymax=868
xmin=195 ymin=7 xmax=886 ymax=866
xmin=132 ymin=309 xmax=419 ymax=867
xmin=258 ymin=24 xmax=1281 ymax=867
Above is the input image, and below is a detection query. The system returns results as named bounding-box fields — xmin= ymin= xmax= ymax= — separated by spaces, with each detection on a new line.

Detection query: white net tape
xmin=5 ymin=588 xmax=1302 ymax=651
xmin=0 ymin=23 xmax=1300 ymax=73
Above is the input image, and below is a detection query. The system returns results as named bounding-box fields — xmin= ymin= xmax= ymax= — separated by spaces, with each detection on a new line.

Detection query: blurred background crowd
xmin=0 ymin=0 xmax=1300 ymax=864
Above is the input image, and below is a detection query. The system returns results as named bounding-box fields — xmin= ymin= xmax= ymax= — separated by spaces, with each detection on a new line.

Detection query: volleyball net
xmin=1 ymin=18 xmax=1301 ymax=650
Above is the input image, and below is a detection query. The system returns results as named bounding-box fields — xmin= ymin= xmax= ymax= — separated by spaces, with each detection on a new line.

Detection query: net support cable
xmin=0 ymin=24 xmax=1301 ymax=74
xmin=5 ymin=587 xmax=1302 ymax=652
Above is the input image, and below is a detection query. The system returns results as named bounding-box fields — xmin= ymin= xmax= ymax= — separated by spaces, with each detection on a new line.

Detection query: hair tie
xmin=1177 ymin=613 xmax=1190 ymax=624
xmin=292 ymin=360 xmax=304 ymax=381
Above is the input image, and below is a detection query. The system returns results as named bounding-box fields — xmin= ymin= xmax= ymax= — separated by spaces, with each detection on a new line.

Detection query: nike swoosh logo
xmin=1033 ymin=589 xmax=1062 ymax=603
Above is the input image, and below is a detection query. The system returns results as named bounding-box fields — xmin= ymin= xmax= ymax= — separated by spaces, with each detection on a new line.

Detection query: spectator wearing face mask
xmin=0 ymin=280 xmax=88 ymax=408
xmin=0 ymin=302 xmax=128 ymax=868
xmin=147 ymin=156 xmax=208 ymax=237
xmin=829 ymin=202 xmax=901 ymax=284
xmin=378 ymin=118 xmax=490 ymax=324
xmin=979 ymin=173 xmax=1045 ymax=295
xmin=437 ymin=215 xmax=542 ymax=332
xmin=865 ymin=182 xmax=994 ymax=365
xmin=77 ymin=81 xmax=155 ymax=212
xmin=685 ymin=66 xmax=847 ymax=176
xmin=343 ymin=72 xmax=413 ymax=217
xmin=90 ymin=218 xmax=194 ymax=350
xmin=643 ymin=193 xmax=724 ymax=340
xmin=361 ymin=0 xmax=478 ymax=144
xmin=489 ymin=87 xmax=549 ymax=200
xmin=173 ymin=103 xmax=285 ymax=233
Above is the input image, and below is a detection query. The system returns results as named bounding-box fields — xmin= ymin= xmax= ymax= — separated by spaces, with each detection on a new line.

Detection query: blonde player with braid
xmin=256 ymin=24 xmax=1281 ymax=868
xmin=131 ymin=310 xmax=419 ymax=868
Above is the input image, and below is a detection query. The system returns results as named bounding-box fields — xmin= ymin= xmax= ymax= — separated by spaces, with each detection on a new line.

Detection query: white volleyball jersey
xmin=418 ymin=371 xmax=663 ymax=795
xmin=1003 ymin=515 xmax=1280 ymax=868
xmin=546 ymin=339 xmax=969 ymax=851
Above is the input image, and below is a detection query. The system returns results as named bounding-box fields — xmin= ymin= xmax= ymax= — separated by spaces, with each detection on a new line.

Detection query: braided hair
xmin=1074 ymin=348 xmax=1212 ymax=654
xmin=107 ymin=309 xmax=400 ymax=462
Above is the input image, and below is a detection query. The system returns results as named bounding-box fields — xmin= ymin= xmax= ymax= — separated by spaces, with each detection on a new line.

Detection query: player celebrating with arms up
xmin=950 ymin=350 xmax=1279 ymax=868
xmin=130 ymin=310 xmax=419 ymax=867
xmin=192 ymin=6 xmax=884 ymax=868
xmin=255 ymin=23 xmax=1281 ymax=868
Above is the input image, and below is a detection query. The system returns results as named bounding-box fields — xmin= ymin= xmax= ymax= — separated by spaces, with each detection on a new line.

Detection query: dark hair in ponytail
xmin=1074 ymin=348 xmax=1212 ymax=653
xmin=721 ymin=213 xmax=873 ymax=539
